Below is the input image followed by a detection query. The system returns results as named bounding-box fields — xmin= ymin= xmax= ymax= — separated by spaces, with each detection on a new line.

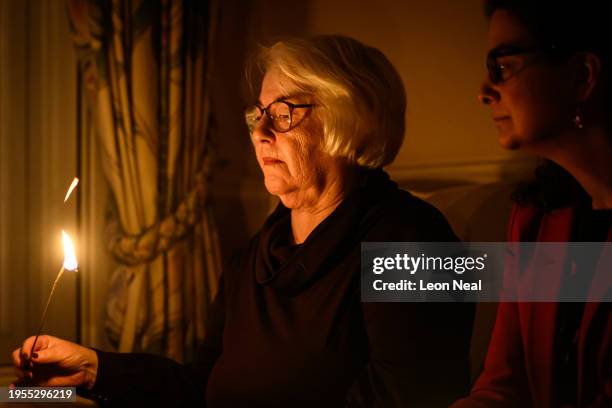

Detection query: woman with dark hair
xmin=453 ymin=1 xmax=611 ymax=407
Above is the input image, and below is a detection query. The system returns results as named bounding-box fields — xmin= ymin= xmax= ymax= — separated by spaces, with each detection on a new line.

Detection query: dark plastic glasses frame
xmin=486 ymin=44 xmax=560 ymax=84
xmin=246 ymin=100 xmax=315 ymax=133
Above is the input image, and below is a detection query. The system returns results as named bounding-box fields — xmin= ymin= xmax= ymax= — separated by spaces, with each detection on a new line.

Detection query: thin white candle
xmin=23 ymin=178 xmax=80 ymax=368
xmin=28 ymin=230 xmax=79 ymax=359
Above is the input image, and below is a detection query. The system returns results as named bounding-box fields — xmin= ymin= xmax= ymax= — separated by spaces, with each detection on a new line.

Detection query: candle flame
xmin=62 ymin=230 xmax=78 ymax=271
xmin=64 ymin=178 xmax=79 ymax=202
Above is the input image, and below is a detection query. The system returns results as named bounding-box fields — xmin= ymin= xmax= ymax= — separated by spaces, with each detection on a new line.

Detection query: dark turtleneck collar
xmin=253 ymin=169 xmax=397 ymax=296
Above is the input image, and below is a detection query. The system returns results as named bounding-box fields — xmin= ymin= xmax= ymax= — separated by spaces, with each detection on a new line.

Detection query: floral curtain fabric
xmin=68 ymin=0 xmax=221 ymax=362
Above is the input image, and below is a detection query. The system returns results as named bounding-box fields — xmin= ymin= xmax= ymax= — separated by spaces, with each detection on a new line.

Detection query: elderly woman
xmin=13 ymin=35 xmax=474 ymax=407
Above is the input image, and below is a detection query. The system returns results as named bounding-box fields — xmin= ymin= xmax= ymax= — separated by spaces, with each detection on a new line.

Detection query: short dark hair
xmin=484 ymin=0 xmax=612 ymax=119
xmin=484 ymin=0 xmax=612 ymax=60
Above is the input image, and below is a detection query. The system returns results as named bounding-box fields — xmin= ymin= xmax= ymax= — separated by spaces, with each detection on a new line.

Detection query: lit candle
xmin=29 ymin=230 xmax=79 ymax=357
xmin=24 ymin=177 xmax=80 ymax=364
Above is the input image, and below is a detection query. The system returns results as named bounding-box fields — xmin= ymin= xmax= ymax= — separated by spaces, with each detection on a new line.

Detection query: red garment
xmin=452 ymin=204 xmax=612 ymax=408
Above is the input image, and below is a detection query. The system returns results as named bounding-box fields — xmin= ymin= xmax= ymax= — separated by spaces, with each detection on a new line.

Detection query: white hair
xmin=247 ymin=35 xmax=406 ymax=168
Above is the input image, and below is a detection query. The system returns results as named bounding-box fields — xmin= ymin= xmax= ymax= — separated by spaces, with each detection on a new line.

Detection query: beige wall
xmin=308 ymin=0 xmax=495 ymax=163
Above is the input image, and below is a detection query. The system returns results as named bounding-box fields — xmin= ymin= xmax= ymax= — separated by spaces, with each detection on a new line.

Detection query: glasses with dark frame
xmin=245 ymin=99 xmax=315 ymax=133
xmin=486 ymin=44 xmax=560 ymax=84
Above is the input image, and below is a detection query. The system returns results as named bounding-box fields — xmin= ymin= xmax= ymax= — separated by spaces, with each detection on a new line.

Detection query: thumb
xmin=21 ymin=335 xmax=52 ymax=358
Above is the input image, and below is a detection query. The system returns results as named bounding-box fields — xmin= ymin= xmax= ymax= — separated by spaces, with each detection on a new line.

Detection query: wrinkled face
xmin=479 ymin=9 xmax=576 ymax=151
xmin=250 ymin=69 xmax=331 ymax=207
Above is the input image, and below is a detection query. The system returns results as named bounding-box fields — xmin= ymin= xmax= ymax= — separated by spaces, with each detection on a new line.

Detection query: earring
xmin=573 ymin=107 xmax=584 ymax=129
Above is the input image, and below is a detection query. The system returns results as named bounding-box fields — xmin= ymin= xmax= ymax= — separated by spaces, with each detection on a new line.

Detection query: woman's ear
xmin=576 ymin=52 xmax=602 ymax=103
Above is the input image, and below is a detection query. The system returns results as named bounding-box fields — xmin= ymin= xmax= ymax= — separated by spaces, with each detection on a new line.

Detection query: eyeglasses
xmin=245 ymin=99 xmax=315 ymax=133
xmin=486 ymin=44 xmax=559 ymax=84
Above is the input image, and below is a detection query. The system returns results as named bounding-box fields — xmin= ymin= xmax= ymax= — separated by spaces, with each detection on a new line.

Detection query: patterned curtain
xmin=67 ymin=0 xmax=221 ymax=362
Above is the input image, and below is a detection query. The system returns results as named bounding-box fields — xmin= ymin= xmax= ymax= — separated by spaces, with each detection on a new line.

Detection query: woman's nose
xmin=252 ymin=121 xmax=276 ymax=144
xmin=478 ymin=79 xmax=499 ymax=105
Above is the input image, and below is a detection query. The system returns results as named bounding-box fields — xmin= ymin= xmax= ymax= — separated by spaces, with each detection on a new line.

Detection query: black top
xmin=85 ymin=169 xmax=475 ymax=407
xmin=555 ymin=207 xmax=612 ymax=406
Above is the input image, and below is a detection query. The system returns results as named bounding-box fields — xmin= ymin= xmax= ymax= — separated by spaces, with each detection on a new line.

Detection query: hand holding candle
xmin=11 ymin=177 xmax=99 ymax=390
xmin=28 ymin=230 xmax=79 ymax=359
xmin=18 ymin=178 xmax=80 ymax=377
xmin=12 ymin=335 xmax=98 ymax=389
